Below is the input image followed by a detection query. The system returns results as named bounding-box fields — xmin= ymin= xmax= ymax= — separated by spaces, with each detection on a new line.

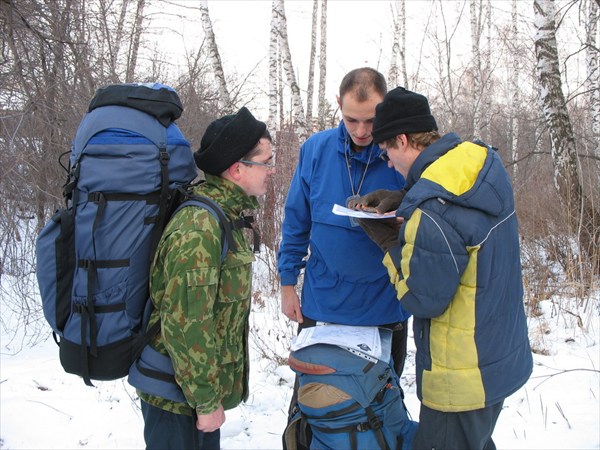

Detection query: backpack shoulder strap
xmin=173 ymin=195 xmax=237 ymax=262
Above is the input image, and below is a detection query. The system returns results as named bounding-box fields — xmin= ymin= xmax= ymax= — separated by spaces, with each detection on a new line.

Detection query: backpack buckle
xmin=367 ymin=414 xmax=383 ymax=430
xmin=356 ymin=422 xmax=370 ymax=432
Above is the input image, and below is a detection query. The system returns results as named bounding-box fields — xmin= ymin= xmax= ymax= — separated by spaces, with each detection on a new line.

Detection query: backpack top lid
xmin=88 ymin=83 xmax=183 ymax=127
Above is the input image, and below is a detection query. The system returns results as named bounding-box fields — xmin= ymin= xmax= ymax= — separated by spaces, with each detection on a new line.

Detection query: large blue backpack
xmin=35 ymin=83 xmax=235 ymax=386
xmin=285 ymin=327 xmax=418 ymax=450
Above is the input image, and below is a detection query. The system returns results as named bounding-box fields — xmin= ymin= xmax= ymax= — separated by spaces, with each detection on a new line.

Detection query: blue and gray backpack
xmin=285 ymin=327 xmax=418 ymax=450
xmin=35 ymin=83 xmax=237 ymax=386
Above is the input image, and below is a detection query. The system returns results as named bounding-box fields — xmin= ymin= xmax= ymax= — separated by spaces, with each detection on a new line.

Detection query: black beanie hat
xmin=194 ymin=106 xmax=267 ymax=175
xmin=371 ymin=87 xmax=438 ymax=144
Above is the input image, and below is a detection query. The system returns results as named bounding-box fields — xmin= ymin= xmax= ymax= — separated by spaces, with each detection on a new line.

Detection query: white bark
xmin=273 ymin=0 xmax=307 ymax=142
xmin=470 ymin=0 xmax=483 ymax=139
xmin=510 ymin=0 xmax=520 ymax=180
xmin=306 ymin=0 xmax=318 ymax=129
xmin=199 ymin=0 xmax=232 ymax=110
xmin=535 ymin=0 xmax=599 ymax=268
xmin=400 ymin=0 xmax=407 ymax=87
xmin=586 ymin=0 xmax=599 ymax=171
xmin=268 ymin=4 xmax=279 ymax=135
xmin=388 ymin=1 xmax=401 ymax=88
xmin=483 ymin=0 xmax=492 ymax=142
xmin=317 ymin=0 xmax=327 ymax=130
xmin=388 ymin=0 xmax=407 ymax=88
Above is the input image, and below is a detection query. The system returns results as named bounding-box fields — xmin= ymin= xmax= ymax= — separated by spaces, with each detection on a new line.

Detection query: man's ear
xmin=224 ymin=162 xmax=243 ymax=182
xmin=336 ymin=95 xmax=342 ymax=110
xmin=397 ymin=134 xmax=408 ymax=149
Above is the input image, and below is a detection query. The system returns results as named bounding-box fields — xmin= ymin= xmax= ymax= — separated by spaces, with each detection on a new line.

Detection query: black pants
xmin=412 ymin=401 xmax=504 ymax=450
xmin=282 ymin=318 xmax=408 ymax=450
xmin=141 ymin=400 xmax=220 ymax=450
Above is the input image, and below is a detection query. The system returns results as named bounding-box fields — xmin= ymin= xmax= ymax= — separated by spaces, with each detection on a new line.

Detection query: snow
xmin=1 ymin=273 xmax=599 ymax=449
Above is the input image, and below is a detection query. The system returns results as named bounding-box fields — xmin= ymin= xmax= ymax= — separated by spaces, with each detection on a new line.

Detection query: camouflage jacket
xmin=138 ymin=174 xmax=259 ymax=416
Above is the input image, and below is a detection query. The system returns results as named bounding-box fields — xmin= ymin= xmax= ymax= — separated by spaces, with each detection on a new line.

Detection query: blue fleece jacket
xmin=278 ymin=121 xmax=410 ymax=325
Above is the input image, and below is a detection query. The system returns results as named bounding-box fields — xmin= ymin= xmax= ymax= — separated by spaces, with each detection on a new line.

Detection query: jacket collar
xmin=337 ymin=120 xmax=385 ymax=163
xmin=195 ymin=174 xmax=259 ymax=219
xmin=405 ymin=132 xmax=462 ymax=190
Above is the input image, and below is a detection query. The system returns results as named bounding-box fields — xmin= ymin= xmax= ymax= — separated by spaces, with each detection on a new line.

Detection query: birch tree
xmin=534 ymin=0 xmax=599 ymax=272
xmin=305 ymin=0 xmax=319 ymax=128
xmin=268 ymin=4 xmax=279 ymax=134
xmin=199 ymin=0 xmax=232 ymax=111
xmin=125 ymin=0 xmax=146 ymax=82
xmin=317 ymin=0 xmax=328 ymax=131
xmin=585 ymin=0 xmax=600 ymax=176
xmin=469 ymin=0 xmax=484 ymax=139
xmin=388 ymin=0 xmax=407 ymax=89
xmin=510 ymin=0 xmax=520 ymax=180
xmin=272 ymin=0 xmax=307 ymax=142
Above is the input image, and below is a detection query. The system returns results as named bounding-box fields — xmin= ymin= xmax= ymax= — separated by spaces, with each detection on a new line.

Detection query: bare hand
xmin=281 ymin=285 xmax=303 ymax=323
xmin=196 ymin=405 xmax=225 ymax=432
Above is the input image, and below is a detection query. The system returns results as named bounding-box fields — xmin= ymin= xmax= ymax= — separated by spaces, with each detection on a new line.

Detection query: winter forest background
xmin=0 ymin=0 xmax=599 ymax=448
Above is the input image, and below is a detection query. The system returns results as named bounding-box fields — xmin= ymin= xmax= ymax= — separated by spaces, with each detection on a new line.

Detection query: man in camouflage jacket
xmin=135 ymin=107 xmax=274 ymax=450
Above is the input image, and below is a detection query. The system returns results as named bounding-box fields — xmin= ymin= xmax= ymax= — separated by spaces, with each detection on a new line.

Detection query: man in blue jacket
xmin=351 ymin=87 xmax=533 ymax=449
xmin=278 ymin=68 xmax=411 ymax=378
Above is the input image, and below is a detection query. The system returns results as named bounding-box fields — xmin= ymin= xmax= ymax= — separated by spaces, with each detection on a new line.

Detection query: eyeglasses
xmin=239 ymin=159 xmax=275 ymax=168
xmin=379 ymin=150 xmax=390 ymax=162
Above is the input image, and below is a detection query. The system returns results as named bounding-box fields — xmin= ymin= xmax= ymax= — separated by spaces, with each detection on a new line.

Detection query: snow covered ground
xmin=1 ymin=272 xmax=598 ymax=449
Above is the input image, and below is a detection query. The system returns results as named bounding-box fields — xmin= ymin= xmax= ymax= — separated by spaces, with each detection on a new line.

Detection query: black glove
xmin=357 ymin=217 xmax=400 ymax=253
xmin=347 ymin=189 xmax=406 ymax=214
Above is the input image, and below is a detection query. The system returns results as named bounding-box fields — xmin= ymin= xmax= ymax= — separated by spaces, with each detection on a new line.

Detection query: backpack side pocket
xmin=36 ymin=208 xmax=75 ymax=334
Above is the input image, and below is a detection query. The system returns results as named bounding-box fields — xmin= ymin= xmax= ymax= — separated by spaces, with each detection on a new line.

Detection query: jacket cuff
xmin=195 ymin=400 xmax=220 ymax=416
xmin=279 ymin=272 xmax=298 ymax=286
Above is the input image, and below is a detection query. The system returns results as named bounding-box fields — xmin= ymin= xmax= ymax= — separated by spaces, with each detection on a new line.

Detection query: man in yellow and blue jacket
xmin=350 ymin=87 xmax=533 ymax=450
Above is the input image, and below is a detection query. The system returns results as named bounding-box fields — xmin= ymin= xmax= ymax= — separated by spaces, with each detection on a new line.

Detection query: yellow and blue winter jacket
xmin=383 ymin=133 xmax=532 ymax=412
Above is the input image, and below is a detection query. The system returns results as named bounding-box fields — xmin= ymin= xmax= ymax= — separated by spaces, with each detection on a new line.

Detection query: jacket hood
xmin=399 ymin=133 xmax=514 ymax=219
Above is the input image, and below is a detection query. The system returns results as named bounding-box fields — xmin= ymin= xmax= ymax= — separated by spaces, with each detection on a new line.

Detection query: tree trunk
xmin=306 ymin=0 xmax=318 ymax=129
xmin=126 ymin=0 xmax=146 ymax=82
xmin=510 ymin=0 xmax=520 ymax=180
xmin=268 ymin=3 xmax=279 ymax=135
xmin=534 ymin=0 xmax=600 ymax=273
xmin=317 ymin=0 xmax=328 ymax=131
xmin=273 ymin=0 xmax=307 ymax=142
xmin=483 ymin=0 xmax=492 ymax=142
xmin=470 ymin=0 xmax=483 ymax=140
xmin=388 ymin=1 xmax=407 ymax=89
xmin=388 ymin=1 xmax=401 ymax=88
xmin=199 ymin=0 xmax=232 ymax=110
xmin=586 ymin=0 xmax=600 ymax=178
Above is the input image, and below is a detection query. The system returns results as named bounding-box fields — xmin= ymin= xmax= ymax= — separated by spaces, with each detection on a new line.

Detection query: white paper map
xmin=332 ymin=203 xmax=394 ymax=219
xmin=291 ymin=324 xmax=382 ymax=360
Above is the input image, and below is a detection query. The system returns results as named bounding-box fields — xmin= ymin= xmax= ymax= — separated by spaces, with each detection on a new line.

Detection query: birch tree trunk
xmin=510 ymin=0 xmax=520 ymax=180
xmin=388 ymin=0 xmax=407 ymax=88
xmin=317 ymin=0 xmax=328 ymax=131
xmin=400 ymin=0 xmax=408 ymax=88
xmin=470 ymin=0 xmax=483 ymax=139
xmin=199 ymin=0 xmax=232 ymax=110
xmin=125 ymin=0 xmax=145 ymax=82
xmin=586 ymin=0 xmax=600 ymax=176
xmin=273 ymin=0 xmax=308 ymax=142
xmin=389 ymin=1 xmax=400 ymax=88
xmin=483 ymin=0 xmax=492 ymax=142
xmin=306 ymin=0 xmax=318 ymax=129
xmin=534 ymin=0 xmax=599 ymax=273
xmin=268 ymin=4 xmax=279 ymax=135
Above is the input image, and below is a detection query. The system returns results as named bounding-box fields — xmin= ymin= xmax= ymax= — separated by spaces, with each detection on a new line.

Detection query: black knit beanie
xmin=371 ymin=87 xmax=438 ymax=144
xmin=194 ymin=106 xmax=267 ymax=175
